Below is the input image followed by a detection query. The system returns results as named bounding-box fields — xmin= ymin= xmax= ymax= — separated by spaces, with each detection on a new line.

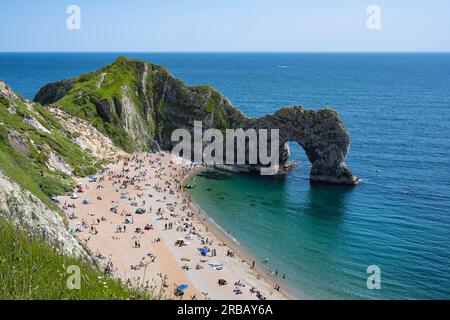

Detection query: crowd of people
xmin=61 ymin=152 xmax=285 ymax=300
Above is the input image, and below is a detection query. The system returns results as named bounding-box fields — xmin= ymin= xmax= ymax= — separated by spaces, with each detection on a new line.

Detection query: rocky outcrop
xmin=34 ymin=79 xmax=74 ymax=105
xmin=45 ymin=151 xmax=73 ymax=175
xmin=0 ymin=80 xmax=19 ymax=100
xmin=22 ymin=116 xmax=51 ymax=133
xmin=34 ymin=57 xmax=357 ymax=185
xmin=47 ymin=106 xmax=128 ymax=161
xmin=239 ymin=107 xmax=357 ymax=184
xmin=7 ymin=131 xmax=29 ymax=157
xmin=0 ymin=170 xmax=93 ymax=262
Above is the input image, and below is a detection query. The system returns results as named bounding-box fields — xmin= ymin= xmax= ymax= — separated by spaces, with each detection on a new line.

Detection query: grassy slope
xmin=0 ymin=90 xmax=156 ymax=300
xmin=56 ymin=57 xmax=147 ymax=153
xmin=0 ymin=219 xmax=150 ymax=300
xmin=54 ymin=57 xmax=233 ymax=152
xmin=0 ymin=95 xmax=102 ymax=207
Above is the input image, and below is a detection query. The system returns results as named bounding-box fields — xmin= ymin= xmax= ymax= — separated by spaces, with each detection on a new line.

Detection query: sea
xmin=1 ymin=52 xmax=449 ymax=299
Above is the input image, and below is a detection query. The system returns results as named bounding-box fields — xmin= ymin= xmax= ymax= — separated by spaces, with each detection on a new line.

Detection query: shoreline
xmin=61 ymin=152 xmax=288 ymax=300
xmin=181 ymin=168 xmax=298 ymax=300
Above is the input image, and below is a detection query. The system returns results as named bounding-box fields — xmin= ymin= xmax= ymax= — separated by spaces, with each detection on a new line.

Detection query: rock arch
xmin=237 ymin=106 xmax=358 ymax=185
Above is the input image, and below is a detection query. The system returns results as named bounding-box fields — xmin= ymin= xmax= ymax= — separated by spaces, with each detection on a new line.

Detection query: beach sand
xmin=61 ymin=152 xmax=288 ymax=300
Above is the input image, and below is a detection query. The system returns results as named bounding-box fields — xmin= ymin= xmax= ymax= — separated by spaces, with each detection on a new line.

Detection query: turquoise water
xmin=1 ymin=53 xmax=450 ymax=299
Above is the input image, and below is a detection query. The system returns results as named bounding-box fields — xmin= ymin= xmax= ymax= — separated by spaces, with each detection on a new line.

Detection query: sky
xmin=0 ymin=0 xmax=449 ymax=52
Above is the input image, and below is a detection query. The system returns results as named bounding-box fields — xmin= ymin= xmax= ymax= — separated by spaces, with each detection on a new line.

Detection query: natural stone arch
xmin=237 ymin=106 xmax=358 ymax=185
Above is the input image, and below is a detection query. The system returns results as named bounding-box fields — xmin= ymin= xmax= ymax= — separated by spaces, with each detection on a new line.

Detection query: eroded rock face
xmin=7 ymin=131 xmax=29 ymax=157
xmin=148 ymin=75 xmax=358 ymax=184
xmin=47 ymin=106 xmax=128 ymax=161
xmin=0 ymin=170 xmax=93 ymax=262
xmin=0 ymin=80 xmax=19 ymax=100
xmin=238 ymin=107 xmax=357 ymax=185
xmin=34 ymin=79 xmax=74 ymax=105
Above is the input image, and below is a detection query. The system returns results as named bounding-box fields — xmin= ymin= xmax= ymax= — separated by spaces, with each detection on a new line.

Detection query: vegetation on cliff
xmin=34 ymin=56 xmax=239 ymax=152
xmin=0 ymin=219 xmax=150 ymax=300
xmin=0 ymin=81 xmax=155 ymax=300
xmin=0 ymin=82 xmax=103 ymax=206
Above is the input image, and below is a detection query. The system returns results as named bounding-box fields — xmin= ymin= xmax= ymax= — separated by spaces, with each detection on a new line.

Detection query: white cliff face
xmin=121 ymin=84 xmax=150 ymax=149
xmin=0 ymin=170 xmax=93 ymax=262
xmin=0 ymin=80 xmax=19 ymax=100
xmin=22 ymin=116 xmax=52 ymax=134
xmin=45 ymin=151 xmax=73 ymax=175
xmin=48 ymin=106 xmax=128 ymax=161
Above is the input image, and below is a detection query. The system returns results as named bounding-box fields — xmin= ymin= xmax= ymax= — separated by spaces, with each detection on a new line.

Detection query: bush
xmin=39 ymin=176 xmax=73 ymax=196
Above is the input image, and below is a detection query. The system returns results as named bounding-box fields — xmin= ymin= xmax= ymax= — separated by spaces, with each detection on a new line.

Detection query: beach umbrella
xmin=178 ymin=284 xmax=189 ymax=291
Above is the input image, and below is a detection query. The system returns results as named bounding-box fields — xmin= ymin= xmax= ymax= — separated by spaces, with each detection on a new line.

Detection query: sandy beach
xmin=61 ymin=152 xmax=288 ymax=300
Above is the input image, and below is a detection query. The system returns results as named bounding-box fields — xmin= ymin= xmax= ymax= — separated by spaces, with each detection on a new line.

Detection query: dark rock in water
xmin=206 ymin=187 xmax=212 ymax=191
xmin=198 ymin=171 xmax=230 ymax=181
xmin=34 ymin=56 xmax=358 ymax=185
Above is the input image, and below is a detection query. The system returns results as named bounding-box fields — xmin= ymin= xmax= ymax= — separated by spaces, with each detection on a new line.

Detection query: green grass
xmin=55 ymin=57 xmax=147 ymax=153
xmin=0 ymin=126 xmax=72 ymax=208
xmin=43 ymin=56 xmax=236 ymax=152
xmin=0 ymin=219 xmax=151 ymax=300
xmin=0 ymin=84 xmax=158 ymax=300
xmin=0 ymin=95 xmax=103 ymax=206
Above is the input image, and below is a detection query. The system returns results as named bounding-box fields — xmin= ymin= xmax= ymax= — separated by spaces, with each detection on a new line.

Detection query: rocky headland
xmin=35 ymin=56 xmax=357 ymax=185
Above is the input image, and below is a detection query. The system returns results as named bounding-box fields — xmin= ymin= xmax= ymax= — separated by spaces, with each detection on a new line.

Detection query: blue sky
xmin=1 ymin=0 xmax=449 ymax=52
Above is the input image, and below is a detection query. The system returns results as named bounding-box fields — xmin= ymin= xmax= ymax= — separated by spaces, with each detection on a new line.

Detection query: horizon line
xmin=1 ymin=51 xmax=450 ymax=54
